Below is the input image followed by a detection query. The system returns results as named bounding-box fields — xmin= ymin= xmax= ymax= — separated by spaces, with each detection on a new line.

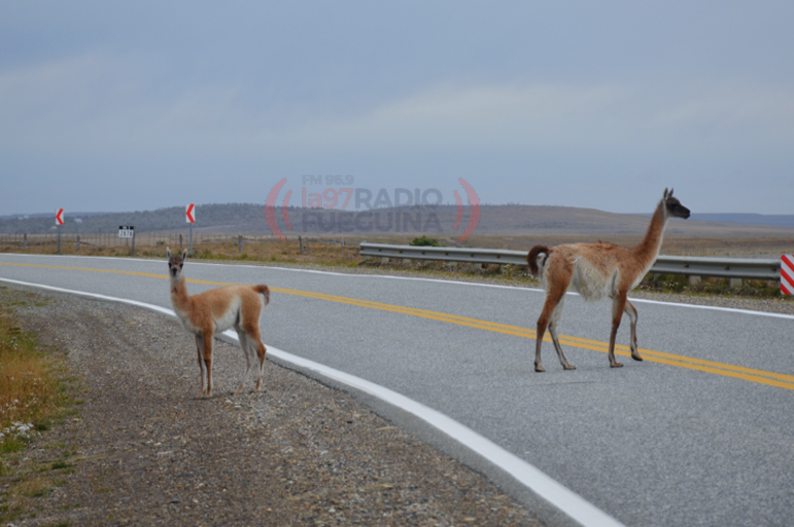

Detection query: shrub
xmin=409 ymin=235 xmax=440 ymax=247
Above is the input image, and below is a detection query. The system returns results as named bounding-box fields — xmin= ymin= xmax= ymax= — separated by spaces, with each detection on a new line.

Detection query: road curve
xmin=2 ymin=253 xmax=793 ymax=527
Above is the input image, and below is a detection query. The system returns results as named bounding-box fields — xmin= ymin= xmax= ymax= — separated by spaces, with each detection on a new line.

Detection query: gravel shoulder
xmin=0 ymin=285 xmax=542 ymax=526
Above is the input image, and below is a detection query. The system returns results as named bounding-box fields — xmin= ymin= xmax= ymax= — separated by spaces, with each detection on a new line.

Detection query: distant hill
xmin=1 ymin=203 xmax=791 ymax=238
xmin=691 ymin=213 xmax=794 ymax=228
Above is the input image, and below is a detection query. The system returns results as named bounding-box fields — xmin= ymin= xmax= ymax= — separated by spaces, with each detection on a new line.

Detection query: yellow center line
xmin=3 ymin=260 xmax=793 ymax=391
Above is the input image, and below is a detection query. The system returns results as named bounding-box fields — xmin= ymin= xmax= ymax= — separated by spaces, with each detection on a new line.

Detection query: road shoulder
xmin=0 ymin=285 xmax=542 ymax=526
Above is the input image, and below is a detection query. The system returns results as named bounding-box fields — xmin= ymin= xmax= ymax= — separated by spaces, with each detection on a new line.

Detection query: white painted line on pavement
xmin=0 ymin=275 xmax=623 ymax=527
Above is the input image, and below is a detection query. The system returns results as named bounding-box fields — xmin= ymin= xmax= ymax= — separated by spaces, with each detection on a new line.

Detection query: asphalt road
xmin=2 ymin=253 xmax=793 ymax=526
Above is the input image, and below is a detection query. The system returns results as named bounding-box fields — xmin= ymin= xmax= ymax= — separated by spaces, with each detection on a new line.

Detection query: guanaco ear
xmin=181 ymin=248 xmax=188 ymax=261
xmin=663 ymin=188 xmax=670 ymax=200
xmin=669 ymin=188 xmax=674 ymax=197
xmin=166 ymin=246 xmax=172 ymax=258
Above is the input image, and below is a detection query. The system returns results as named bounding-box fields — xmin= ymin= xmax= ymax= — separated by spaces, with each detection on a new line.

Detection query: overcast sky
xmin=1 ymin=1 xmax=793 ymax=216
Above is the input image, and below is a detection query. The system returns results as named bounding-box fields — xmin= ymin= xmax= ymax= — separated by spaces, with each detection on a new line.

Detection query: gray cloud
xmin=1 ymin=1 xmax=793 ymax=214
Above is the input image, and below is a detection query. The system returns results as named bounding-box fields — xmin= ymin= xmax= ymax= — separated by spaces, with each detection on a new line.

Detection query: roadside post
xmin=782 ymin=255 xmax=793 ymax=296
xmin=118 ymin=226 xmax=135 ymax=256
xmin=55 ymin=208 xmax=64 ymax=254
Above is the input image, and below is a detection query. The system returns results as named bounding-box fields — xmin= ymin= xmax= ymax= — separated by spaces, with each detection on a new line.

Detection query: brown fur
xmin=167 ymin=248 xmax=270 ymax=397
xmin=530 ymin=189 xmax=689 ymax=372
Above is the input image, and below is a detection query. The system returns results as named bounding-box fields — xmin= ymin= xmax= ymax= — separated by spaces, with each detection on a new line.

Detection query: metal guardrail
xmin=359 ymin=242 xmax=781 ymax=280
xmin=652 ymin=255 xmax=779 ymax=280
xmin=360 ymin=243 xmax=528 ymax=266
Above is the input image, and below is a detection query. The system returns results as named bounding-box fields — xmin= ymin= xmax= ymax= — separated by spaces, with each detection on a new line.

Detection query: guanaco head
xmin=662 ymin=188 xmax=690 ymax=219
xmin=166 ymin=247 xmax=188 ymax=280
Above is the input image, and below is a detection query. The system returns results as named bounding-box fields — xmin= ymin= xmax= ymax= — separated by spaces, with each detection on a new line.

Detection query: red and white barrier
xmin=782 ymin=254 xmax=794 ymax=296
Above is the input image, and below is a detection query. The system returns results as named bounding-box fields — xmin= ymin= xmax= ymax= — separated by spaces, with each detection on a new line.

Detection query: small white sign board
xmin=118 ymin=225 xmax=135 ymax=239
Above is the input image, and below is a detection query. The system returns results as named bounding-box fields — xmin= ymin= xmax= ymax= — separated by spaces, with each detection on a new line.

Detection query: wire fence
xmin=0 ymin=232 xmax=353 ymax=257
xmin=0 ymin=232 xmax=184 ymax=250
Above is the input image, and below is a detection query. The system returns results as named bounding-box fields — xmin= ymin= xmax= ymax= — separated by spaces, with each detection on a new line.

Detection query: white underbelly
xmin=570 ymin=260 xmax=613 ymax=300
xmin=214 ymin=297 xmax=241 ymax=332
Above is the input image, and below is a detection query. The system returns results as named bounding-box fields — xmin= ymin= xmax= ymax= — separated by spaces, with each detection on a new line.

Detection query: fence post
xmin=75 ymin=235 xmax=81 ymax=252
xmin=238 ymin=235 xmax=244 ymax=255
xmin=131 ymin=229 xmax=136 ymax=257
xmin=56 ymin=228 xmax=62 ymax=254
xmin=23 ymin=233 xmax=28 ymax=250
xmin=299 ymin=236 xmax=305 ymax=254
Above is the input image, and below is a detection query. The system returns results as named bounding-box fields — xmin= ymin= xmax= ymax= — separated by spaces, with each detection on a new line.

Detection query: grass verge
xmin=0 ymin=287 xmax=75 ymax=523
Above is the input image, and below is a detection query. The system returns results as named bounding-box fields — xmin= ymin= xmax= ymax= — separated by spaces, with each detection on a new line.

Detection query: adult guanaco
xmin=528 ymin=189 xmax=690 ymax=372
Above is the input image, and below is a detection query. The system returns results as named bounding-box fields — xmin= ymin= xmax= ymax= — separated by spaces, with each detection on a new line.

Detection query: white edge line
xmin=0 ymin=275 xmax=623 ymax=527
xmin=3 ymin=252 xmax=791 ymax=320
xmin=626 ymin=297 xmax=794 ymax=320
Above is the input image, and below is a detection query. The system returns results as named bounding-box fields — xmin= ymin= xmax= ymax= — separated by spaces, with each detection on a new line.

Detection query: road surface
xmin=1 ymin=253 xmax=792 ymax=526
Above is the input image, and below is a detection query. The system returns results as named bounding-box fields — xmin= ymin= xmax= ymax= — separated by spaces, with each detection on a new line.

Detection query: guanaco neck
xmin=170 ymin=275 xmax=192 ymax=312
xmin=634 ymin=200 xmax=668 ymax=265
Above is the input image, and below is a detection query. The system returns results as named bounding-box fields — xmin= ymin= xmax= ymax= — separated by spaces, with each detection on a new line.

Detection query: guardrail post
xmin=729 ymin=278 xmax=743 ymax=289
xmin=688 ymin=275 xmax=701 ymax=286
